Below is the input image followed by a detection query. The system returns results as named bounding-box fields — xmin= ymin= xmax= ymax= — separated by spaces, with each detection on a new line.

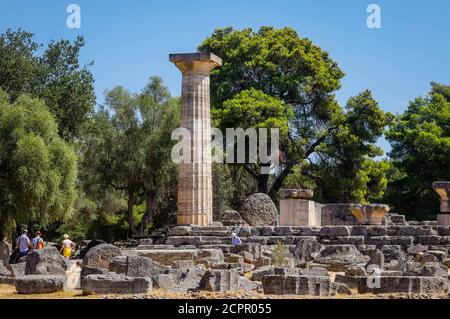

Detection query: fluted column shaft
xmin=170 ymin=53 xmax=222 ymax=226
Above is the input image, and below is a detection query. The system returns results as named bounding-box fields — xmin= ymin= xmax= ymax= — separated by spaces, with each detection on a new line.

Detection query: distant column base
xmin=177 ymin=214 xmax=211 ymax=227
xmin=437 ymin=214 xmax=450 ymax=225
xmin=279 ymin=199 xmax=321 ymax=226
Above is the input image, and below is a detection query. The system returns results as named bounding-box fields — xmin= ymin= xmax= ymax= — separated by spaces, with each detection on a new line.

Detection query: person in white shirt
xmin=16 ymin=230 xmax=31 ymax=259
xmin=60 ymin=234 xmax=76 ymax=259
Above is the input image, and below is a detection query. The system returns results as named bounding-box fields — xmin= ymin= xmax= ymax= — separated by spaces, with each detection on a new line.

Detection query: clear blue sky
xmin=1 ymin=0 xmax=450 ymax=152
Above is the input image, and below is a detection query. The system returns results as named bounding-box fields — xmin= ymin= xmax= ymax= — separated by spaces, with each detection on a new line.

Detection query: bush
xmin=271 ymin=242 xmax=290 ymax=267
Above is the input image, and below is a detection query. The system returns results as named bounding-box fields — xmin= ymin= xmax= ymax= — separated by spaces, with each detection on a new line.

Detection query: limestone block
xmin=331 ymin=282 xmax=352 ymax=295
xmin=262 ymin=275 xmax=331 ymax=296
xmin=320 ymin=236 xmax=364 ymax=245
xmin=82 ymin=244 xmax=122 ymax=270
xmin=280 ymin=198 xmax=320 ymax=226
xmin=238 ymin=276 xmax=259 ymax=291
xmin=0 ymin=261 xmax=11 ymax=277
xmin=319 ymin=226 xmax=350 ymax=237
xmin=8 ymin=262 xmax=26 ymax=278
xmin=82 ymin=274 xmax=152 ymax=295
xmin=357 ymin=276 xmax=447 ymax=294
xmin=251 ymin=266 xmax=275 ymax=281
xmin=230 ymin=243 xmax=262 ymax=259
xmin=313 ymin=245 xmax=370 ymax=272
xmin=321 ymin=204 xmax=357 ymax=226
xmin=433 ymin=181 xmax=450 ymax=213
xmin=221 ymin=210 xmax=248 ymax=226
xmin=437 ymin=214 xmax=450 ymax=225
xmin=108 ymin=255 xmax=167 ymax=277
xmin=418 ymin=235 xmax=442 ymax=245
xmin=0 ymin=241 xmax=10 ymax=267
xmin=365 ymin=236 xmax=414 ymax=246
xmin=15 ymin=275 xmax=65 ymax=294
xmin=65 ymin=260 xmax=82 ymax=290
xmin=25 ymin=246 xmax=67 ymax=276
xmin=165 ymin=266 xmax=207 ymax=292
xmin=152 ymin=273 xmax=177 ymax=290
xmin=199 ymin=269 xmax=240 ymax=292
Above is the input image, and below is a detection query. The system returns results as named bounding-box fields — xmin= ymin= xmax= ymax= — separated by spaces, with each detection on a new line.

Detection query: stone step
xmin=159 ymin=225 xmax=449 ymax=238
xmin=125 ymin=248 xmax=224 ymax=266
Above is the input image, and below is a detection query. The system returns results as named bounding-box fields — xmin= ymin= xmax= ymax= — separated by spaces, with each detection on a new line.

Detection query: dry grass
xmin=1 ymin=284 xmax=447 ymax=300
xmin=0 ymin=284 xmax=97 ymax=299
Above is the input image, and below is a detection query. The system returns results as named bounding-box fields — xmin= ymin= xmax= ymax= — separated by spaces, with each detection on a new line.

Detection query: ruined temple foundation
xmin=170 ymin=53 xmax=222 ymax=227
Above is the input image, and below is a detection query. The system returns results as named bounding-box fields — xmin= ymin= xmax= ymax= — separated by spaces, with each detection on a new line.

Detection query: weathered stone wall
xmin=151 ymin=224 xmax=450 ymax=249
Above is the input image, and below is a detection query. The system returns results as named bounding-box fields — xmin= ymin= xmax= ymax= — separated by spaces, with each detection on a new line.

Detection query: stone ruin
xmin=0 ymin=52 xmax=449 ymax=298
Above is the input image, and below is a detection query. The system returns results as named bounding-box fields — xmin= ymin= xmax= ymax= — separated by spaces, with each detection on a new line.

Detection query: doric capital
xmin=169 ymin=52 xmax=222 ymax=75
xmin=349 ymin=204 xmax=390 ymax=225
xmin=280 ymin=189 xmax=314 ymax=200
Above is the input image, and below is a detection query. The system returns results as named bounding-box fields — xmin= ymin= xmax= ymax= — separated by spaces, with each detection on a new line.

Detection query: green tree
xmin=0 ymin=90 xmax=77 ymax=239
xmin=385 ymin=83 xmax=450 ymax=219
xmin=0 ymin=29 xmax=95 ymax=141
xmin=136 ymin=77 xmax=180 ymax=232
xmin=215 ymin=88 xmax=291 ymax=193
xmin=212 ymin=163 xmax=234 ymax=220
xmin=199 ymin=27 xmax=387 ymax=201
xmin=306 ymin=90 xmax=389 ymax=203
xmin=80 ymin=77 xmax=180 ymax=236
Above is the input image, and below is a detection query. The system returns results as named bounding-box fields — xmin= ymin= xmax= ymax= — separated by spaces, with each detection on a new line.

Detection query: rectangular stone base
xmin=279 ymin=199 xmax=321 ymax=226
xmin=437 ymin=214 xmax=450 ymax=225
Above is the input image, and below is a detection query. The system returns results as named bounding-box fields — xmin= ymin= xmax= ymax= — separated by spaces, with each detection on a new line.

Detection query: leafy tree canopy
xmin=385 ymin=83 xmax=450 ymax=219
xmin=0 ymin=90 xmax=77 ymax=238
xmin=199 ymin=27 xmax=388 ymax=202
xmin=0 ymin=29 xmax=95 ymax=141
xmin=80 ymin=76 xmax=180 ymax=236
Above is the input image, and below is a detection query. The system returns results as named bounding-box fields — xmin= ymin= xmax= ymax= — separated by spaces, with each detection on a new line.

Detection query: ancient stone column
xmin=170 ymin=53 xmax=222 ymax=226
xmin=433 ymin=181 xmax=450 ymax=225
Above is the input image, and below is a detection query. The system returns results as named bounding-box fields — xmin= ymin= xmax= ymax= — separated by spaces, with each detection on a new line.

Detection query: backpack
xmin=33 ymin=237 xmax=44 ymax=249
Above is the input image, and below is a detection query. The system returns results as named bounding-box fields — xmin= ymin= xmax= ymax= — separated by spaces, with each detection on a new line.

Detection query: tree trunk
xmin=137 ymin=188 xmax=158 ymax=236
xmin=258 ymin=173 xmax=269 ymax=194
xmin=127 ymin=190 xmax=138 ymax=237
xmin=269 ymin=163 xmax=294 ymax=200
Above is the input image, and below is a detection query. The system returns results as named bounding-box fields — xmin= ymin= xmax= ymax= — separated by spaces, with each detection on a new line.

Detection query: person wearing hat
xmin=231 ymin=232 xmax=242 ymax=245
xmin=60 ymin=234 xmax=76 ymax=259
xmin=32 ymin=231 xmax=45 ymax=250
xmin=16 ymin=229 xmax=31 ymax=260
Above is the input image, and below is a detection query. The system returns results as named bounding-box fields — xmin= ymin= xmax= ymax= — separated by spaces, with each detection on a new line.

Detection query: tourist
xmin=60 ymin=234 xmax=76 ymax=259
xmin=32 ymin=231 xmax=45 ymax=250
xmin=15 ymin=229 xmax=31 ymax=260
xmin=231 ymin=232 xmax=242 ymax=245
